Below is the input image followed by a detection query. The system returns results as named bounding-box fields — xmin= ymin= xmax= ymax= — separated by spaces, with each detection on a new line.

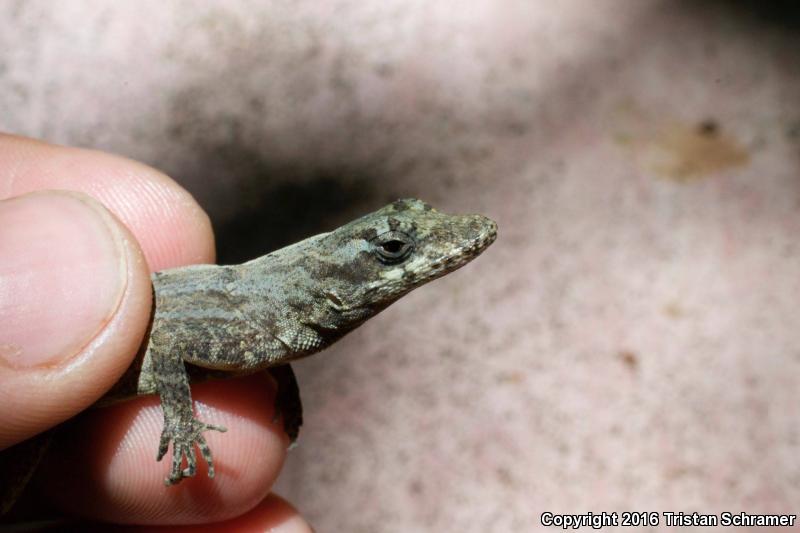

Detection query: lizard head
xmin=306 ymin=198 xmax=497 ymax=332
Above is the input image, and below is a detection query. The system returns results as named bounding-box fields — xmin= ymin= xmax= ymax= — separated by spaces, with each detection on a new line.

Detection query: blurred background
xmin=2 ymin=1 xmax=799 ymax=531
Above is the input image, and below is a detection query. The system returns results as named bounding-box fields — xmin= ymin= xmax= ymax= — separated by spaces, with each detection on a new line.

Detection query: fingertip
xmin=45 ymin=375 xmax=290 ymax=525
xmin=0 ymin=190 xmax=152 ymax=448
xmin=221 ymin=494 xmax=314 ymax=533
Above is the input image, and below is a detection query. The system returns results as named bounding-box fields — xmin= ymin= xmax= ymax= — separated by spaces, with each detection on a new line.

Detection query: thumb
xmin=0 ymin=190 xmax=152 ymax=448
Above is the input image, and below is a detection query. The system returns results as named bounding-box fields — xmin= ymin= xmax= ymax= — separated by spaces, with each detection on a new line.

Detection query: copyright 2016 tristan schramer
xmin=540 ymin=511 xmax=797 ymax=529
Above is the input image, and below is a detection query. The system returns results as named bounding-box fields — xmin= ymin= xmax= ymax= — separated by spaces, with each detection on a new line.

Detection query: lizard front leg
xmin=146 ymin=338 xmax=226 ymax=486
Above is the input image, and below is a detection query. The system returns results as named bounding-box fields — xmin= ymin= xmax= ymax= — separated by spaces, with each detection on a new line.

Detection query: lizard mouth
xmin=453 ymin=214 xmax=498 ymax=263
xmin=417 ymin=215 xmax=497 ymax=281
xmin=470 ymin=216 xmax=498 ymax=254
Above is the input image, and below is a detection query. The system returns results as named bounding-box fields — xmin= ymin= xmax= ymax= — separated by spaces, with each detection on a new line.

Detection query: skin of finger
xmin=0 ymin=192 xmax=153 ymax=448
xmin=97 ymin=494 xmax=314 ymax=532
xmin=0 ymin=133 xmax=215 ymax=271
xmin=0 ymin=137 xmax=293 ymax=523
xmin=43 ymin=374 xmax=291 ymax=525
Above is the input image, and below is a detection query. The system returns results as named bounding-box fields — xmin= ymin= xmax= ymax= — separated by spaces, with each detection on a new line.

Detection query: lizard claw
xmin=157 ymin=418 xmax=227 ymax=486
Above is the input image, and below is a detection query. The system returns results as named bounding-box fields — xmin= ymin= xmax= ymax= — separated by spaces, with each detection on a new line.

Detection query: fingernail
xmin=0 ymin=191 xmax=127 ymax=368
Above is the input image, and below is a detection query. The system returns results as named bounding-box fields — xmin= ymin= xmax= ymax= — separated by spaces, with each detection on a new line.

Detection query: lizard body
xmin=98 ymin=198 xmax=496 ymax=485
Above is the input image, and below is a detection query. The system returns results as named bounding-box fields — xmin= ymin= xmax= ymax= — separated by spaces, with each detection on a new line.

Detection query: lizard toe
xmin=158 ymin=418 xmax=225 ymax=484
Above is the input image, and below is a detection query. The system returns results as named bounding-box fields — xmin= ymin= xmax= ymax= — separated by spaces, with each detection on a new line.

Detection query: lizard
xmin=1 ymin=198 xmax=497 ymax=507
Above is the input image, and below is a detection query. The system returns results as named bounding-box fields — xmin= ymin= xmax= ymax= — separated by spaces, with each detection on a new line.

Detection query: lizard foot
xmin=156 ymin=418 xmax=227 ymax=486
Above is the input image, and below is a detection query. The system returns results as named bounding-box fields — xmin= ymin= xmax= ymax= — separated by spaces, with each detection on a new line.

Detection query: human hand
xmin=0 ymin=134 xmax=312 ymax=530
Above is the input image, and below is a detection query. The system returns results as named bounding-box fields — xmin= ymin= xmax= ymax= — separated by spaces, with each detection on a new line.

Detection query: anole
xmin=1 ymin=198 xmax=496 ymax=512
xmin=135 ymin=197 xmax=496 ymax=484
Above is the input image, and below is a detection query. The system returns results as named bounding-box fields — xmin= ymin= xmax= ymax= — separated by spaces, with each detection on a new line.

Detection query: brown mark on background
xmin=614 ymin=105 xmax=750 ymax=182
xmin=646 ymin=120 xmax=750 ymax=182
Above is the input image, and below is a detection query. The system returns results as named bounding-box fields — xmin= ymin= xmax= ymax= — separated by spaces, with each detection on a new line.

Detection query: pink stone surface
xmin=2 ymin=1 xmax=799 ymax=531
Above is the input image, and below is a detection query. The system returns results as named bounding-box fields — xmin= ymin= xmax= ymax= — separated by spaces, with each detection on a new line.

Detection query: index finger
xmin=0 ymin=134 xmax=215 ymax=270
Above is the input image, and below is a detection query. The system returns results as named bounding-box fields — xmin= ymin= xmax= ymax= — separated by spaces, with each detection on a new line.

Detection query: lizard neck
xmin=234 ymin=245 xmax=372 ymax=358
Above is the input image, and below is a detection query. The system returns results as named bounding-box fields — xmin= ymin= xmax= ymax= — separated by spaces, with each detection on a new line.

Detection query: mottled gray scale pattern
xmin=106 ymin=199 xmax=495 ymax=486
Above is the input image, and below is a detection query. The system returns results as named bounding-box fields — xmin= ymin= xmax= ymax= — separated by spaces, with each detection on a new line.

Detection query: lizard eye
xmin=371 ymin=231 xmax=415 ymax=264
